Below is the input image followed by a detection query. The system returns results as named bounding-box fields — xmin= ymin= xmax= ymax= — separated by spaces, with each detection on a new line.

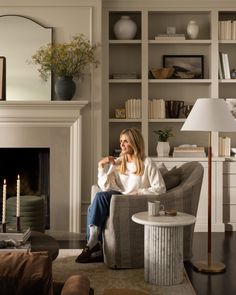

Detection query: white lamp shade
xmin=181 ymin=98 xmax=236 ymax=132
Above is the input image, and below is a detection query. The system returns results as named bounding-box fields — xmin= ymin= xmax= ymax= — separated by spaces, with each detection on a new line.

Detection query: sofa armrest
xmin=61 ymin=275 xmax=91 ymax=295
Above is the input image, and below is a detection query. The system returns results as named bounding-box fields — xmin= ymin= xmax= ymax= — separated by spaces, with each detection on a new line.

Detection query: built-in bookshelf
xmin=218 ymin=11 xmax=236 ymax=149
xmin=102 ymin=7 xmax=236 ymax=158
xmin=102 ymin=3 xmax=236 ymax=232
xmin=104 ymin=9 xmax=213 ymax=156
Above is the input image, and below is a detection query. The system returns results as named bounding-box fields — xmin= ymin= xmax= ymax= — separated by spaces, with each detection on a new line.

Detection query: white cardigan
xmin=98 ymin=157 xmax=166 ymax=195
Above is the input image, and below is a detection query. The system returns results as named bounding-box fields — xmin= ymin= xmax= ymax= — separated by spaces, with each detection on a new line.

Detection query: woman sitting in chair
xmin=76 ymin=127 xmax=166 ymax=263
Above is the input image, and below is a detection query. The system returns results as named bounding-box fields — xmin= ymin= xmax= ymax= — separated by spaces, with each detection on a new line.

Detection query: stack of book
xmin=0 ymin=228 xmax=31 ymax=252
xmin=219 ymin=52 xmax=231 ymax=79
xmin=173 ymin=146 xmax=206 ymax=157
xmin=148 ymin=99 xmax=165 ymax=119
xmin=112 ymin=72 xmax=138 ymax=79
xmin=154 ymin=34 xmax=186 ymax=40
xmin=218 ymin=20 xmax=236 ymax=40
xmin=125 ymin=98 xmax=141 ymax=119
xmin=0 ymin=228 xmax=31 ymax=244
xmin=219 ymin=136 xmax=231 ymax=157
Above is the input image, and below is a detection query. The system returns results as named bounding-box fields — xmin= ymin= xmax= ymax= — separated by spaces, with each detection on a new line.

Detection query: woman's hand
xmin=98 ymin=156 xmax=116 ymax=169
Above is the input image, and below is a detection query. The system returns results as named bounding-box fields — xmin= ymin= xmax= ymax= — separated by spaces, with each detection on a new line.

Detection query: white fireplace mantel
xmin=0 ymin=100 xmax=89 ymax=233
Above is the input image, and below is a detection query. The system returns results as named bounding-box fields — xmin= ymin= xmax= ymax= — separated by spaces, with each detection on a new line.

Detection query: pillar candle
xmin=2 ymin=179 xmax=6 ymax=224
xmin=16 ymin=175 xmax=20 ymax=217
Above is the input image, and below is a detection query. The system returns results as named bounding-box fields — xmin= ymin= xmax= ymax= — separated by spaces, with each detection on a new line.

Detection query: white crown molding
xmin=103 ymin=0 xmax=236 ymax=9
xmin=0 ymin=0 xmax=101 ymax=7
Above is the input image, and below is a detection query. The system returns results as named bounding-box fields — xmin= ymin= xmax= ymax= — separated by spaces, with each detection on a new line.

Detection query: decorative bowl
xmin=151 ymin=67 xmax=174 ymax=79
xmin=231 ymin=148 xmax=236 ymax=154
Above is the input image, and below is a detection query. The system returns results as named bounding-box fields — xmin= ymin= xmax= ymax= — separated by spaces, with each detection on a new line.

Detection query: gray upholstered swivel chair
xmin=91 ymin=161 xmax=204 ymax=269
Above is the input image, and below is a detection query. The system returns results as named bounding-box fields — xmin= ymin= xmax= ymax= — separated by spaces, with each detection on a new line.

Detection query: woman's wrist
xmin=98 ymin=163 xmax=104 ymax=169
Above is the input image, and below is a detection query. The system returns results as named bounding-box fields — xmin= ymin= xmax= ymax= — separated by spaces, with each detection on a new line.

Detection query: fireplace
xmin=0 ymin=101 xmax=88 ymax=233
xmin=0 ymin=148 xmax=50 ymax=228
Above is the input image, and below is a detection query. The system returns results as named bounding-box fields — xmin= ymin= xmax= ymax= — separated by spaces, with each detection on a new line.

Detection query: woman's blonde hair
xmin=119 ymin=127 xmax=145 ymax=175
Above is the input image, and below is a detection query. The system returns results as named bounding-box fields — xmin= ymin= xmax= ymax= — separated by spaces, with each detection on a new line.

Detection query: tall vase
xmin=113 ymin=16 xmax=137 ymax=40
xmin=54 ymin=76 xmax=76 ymax=101
xmin=187 ymin=20 xmax=199 ymax=39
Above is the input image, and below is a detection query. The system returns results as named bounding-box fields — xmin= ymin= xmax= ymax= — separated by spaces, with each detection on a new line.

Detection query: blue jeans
xmin=86 ymin=190 xmax=121 ymax=242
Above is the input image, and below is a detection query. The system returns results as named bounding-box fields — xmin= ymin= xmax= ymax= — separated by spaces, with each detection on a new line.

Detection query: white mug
xmin=154 ymin=200 xmax=165 ymax=216
xmin=148 ymin=201 xmax=165 ymax=216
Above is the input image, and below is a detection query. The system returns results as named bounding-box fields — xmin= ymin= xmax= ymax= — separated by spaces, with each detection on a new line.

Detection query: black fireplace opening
xmin=0 ymin=148 xmax=50 ymax=229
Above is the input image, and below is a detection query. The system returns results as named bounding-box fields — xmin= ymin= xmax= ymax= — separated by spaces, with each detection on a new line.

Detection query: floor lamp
xmin=181 ymin=98 xmax=236 ymax=273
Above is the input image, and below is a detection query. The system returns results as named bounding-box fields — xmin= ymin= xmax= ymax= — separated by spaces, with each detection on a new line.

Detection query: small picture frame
xmin=163 ymin=55 xmax=204 ymax=79
xmin=115 ymin=108 xmax=126 ymax=119
xmin=166 ymin=26 xmax=176 ymax=34
xmin=0 ymin=56 xmax=6 ymax=100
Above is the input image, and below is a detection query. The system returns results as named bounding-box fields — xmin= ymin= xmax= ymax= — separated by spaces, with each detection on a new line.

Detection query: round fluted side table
xmin=132 ymin=211 xmax=195 ymax=286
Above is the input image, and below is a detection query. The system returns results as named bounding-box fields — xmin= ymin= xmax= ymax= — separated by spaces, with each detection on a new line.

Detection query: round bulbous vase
xmin=187 ymin=20 xmax=199 ymax=40
xmin=156 ymin=142 xmax=170 ymax=157
xmin=113 ymin=16 xmax=137 ymax=40
xmin=54 ymin=76 xmax=76 ymax=100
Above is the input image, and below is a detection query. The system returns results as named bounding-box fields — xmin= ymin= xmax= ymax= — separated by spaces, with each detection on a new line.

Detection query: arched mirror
xmin=0 ymin=15 xmax=52 ymax=101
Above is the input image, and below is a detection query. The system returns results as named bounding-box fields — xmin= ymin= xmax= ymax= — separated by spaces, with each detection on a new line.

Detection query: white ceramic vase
xmin=187 ymin=20 xmax=199 ymax=39
xmin=113 ymin=16 xmax=137 ymax=40
xmin=156 ymin=142 xmax=170 ymax=157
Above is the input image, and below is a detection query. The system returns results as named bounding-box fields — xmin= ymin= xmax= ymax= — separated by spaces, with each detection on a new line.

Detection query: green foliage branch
xmin=31 ymin=34 xmax=99 ymax=81
xmin=153 ymin=128 xmax=174 ymax=142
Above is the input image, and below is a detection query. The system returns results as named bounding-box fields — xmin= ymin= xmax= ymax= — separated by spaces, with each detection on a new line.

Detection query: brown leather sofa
xmin=0 ymin=251 xmax=93 ymax=295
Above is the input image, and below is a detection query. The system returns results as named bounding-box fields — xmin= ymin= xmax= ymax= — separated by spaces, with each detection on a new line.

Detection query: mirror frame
xmin=0 ymin=14 xmax=53 ymax=101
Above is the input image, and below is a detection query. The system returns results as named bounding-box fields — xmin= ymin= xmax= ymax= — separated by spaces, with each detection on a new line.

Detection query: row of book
xmin=148 ymin=99 xmax=166 ymax=119
xmin=125 ymin=98 xmax=141 ymax=119
xmin=218 ymin=20 xmax=236 ymax=40
xmin=219 ymin=136 xmax=231 ymax=157
xmin=219 ymin=52 xmax=231 ymax=79
xmin=172 ymin=146 xmax=206 ymax=157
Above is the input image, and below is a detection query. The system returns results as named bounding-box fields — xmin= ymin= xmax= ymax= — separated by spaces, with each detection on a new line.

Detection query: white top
xmin=132 ymin=211 xmax=196 ymax=227
xmin=98 ymin=157 xmax=166 ymax=195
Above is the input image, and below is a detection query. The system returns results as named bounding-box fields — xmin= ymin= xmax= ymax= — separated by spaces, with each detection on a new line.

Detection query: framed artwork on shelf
xmin=0 ymin=56 xmax=6 ymax=100
xmin=163 ymin=55 xmax=204 ymax=79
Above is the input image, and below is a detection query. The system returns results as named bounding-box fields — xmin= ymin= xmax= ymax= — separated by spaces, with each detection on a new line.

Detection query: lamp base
xmin=192 ymin=260 xmax=226 ymax=273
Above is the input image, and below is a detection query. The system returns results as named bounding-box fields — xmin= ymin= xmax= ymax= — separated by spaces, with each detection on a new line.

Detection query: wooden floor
xmin=58 ymin=231 xmax=236 ymax=295
xmin=184 ymin=231 xmax=236 ymax=295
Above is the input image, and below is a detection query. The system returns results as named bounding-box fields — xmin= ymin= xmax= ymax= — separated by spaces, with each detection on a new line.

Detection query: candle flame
xmin=17 ymin=174 xmax=20 ymax=180
xmin=3 ymin=179 xmax=6 ymax=184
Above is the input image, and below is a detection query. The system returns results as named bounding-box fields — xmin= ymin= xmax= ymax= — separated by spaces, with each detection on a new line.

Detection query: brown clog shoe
xmin=75 ymin=243 xmax=103 ymax=263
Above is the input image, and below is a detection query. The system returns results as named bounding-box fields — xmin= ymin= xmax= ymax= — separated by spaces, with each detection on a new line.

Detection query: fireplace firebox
xmin=0 ymin=148 xmax=50 ymax=229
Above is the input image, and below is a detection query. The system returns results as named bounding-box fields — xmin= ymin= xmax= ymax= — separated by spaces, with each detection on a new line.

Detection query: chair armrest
xmin=91 ymin=184 xmax=102 ymax=203
xmin=109 ymin=184 xmax=198 ymax=219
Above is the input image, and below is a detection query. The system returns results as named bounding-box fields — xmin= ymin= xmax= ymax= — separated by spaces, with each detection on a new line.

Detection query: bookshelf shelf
xmin=109 ymin=118 xmax=142 ymax=123
xmin=148 ymin=79 xmax=212 ymax=84
xmin=149 ymin=119 xmax=186 ymax=123
xmin=109 ymin=79 xmax=142 ymax=83
xmin=149 ymin=40 xmax=212 ymax=44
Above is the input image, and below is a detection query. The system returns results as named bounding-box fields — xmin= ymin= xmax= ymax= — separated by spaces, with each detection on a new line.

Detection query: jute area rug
xmin=52 ymin=249 xmax=196 ymax=295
